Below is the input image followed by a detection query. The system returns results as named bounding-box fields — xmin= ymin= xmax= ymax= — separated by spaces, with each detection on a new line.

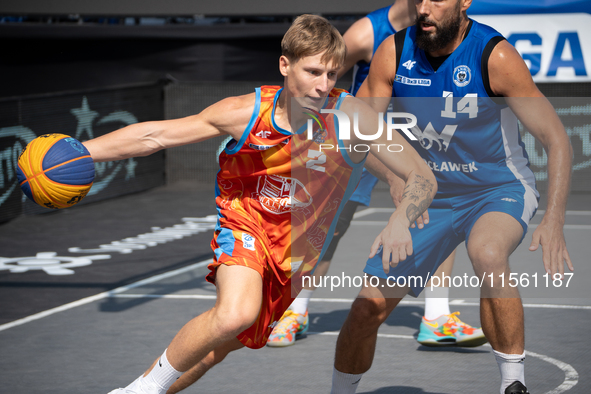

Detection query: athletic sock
xmin=331 ymin=368 xmax=363 ymax=394
xmin=493 ymin=349 xmax=525 ymax=394
xmin=134 ymin=349 xmax=183 ymax=393
xmin=423 ymin=286 xmax=451 ymax=320
xmin=290 ymin=289 xmax=314 ymax=315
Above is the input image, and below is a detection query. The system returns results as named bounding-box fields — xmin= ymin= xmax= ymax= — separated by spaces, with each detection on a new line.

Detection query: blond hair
xmin=281 ymin=14 xmax=346 ymax=67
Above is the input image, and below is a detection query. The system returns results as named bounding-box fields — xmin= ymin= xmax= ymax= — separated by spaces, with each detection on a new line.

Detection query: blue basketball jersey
xmin=393 ymin=20 xmax=537 ymax=196
xmin=349 ymin=6 xmax=395 ymax=205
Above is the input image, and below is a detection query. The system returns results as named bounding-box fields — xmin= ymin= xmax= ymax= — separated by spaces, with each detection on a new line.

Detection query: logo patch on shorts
xmin=501 ymin=198 xmax=517 ymax=203
xmin=242 ymin=233 xmax=256 ymax=251
xmin=290 ymin=260 xmax=303 ymax=274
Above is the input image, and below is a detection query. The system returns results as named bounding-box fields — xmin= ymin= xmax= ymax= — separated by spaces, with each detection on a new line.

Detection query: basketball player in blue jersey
xmin=268 ymin=0 xmax=485 ymax=349
xmin=332 ymin=1 xmax=573 ymax=394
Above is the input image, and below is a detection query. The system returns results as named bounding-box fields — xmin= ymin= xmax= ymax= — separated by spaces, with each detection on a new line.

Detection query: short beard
xmin=415 ymin=7 xmax=462 ymax=53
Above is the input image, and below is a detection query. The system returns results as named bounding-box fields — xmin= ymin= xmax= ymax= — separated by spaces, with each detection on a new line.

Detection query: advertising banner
xmin=0 ymin=83 xmax=165 ymax=223
xmin=472 ymin=13 xmax=590 ymax=82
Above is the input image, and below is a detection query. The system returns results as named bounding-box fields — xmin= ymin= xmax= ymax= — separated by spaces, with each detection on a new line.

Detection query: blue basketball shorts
xmin=363 ymin=181 xmax=539 ymax=296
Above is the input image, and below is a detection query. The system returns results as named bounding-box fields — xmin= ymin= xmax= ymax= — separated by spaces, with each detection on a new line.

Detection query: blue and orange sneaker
xmin=266 ymin=310 xmax=309 ymax=347
xmin=417 ymin=311 xmax=488 ymax=347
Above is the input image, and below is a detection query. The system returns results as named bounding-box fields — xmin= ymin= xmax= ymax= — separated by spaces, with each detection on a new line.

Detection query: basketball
xmin=16 ymin=133 xmax=95 ymax=209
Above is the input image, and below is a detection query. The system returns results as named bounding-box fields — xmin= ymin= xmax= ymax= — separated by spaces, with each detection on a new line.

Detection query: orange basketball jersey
xmin=213 ymin=85 xmax=365 ymax=290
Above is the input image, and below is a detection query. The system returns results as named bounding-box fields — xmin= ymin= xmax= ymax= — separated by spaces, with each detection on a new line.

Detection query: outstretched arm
xmin=489 ymin=40 xmax=574 ymax=276
xmin=83 ymin=94 xmax=255 ymax=162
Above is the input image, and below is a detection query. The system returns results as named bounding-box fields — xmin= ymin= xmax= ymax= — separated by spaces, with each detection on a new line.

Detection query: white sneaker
xmin=108 ymin=375 xmax=162 ymax=394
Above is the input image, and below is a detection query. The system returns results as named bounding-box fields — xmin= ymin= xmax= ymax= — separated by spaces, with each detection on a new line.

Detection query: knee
xmin=469 ymin=243 xmax=508 ymax=275
xmin=211 ymin=304 xmax=259 ymax=338
xmin=348 ymin=298 xmax=390 ymax=332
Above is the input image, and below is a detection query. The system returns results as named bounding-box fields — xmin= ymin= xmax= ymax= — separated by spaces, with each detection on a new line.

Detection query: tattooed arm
xmin=340 ymin=95 xmax=437 ymax=274
xmin=369 ymin=171 xmax=435 ymax=274
xmin=337 ymin=36 xmax=438 ymax=273
xmin=402 ymin=174 xmax=434 ymax=225
xmin=364 ymin=155 xmax=430 ymax=229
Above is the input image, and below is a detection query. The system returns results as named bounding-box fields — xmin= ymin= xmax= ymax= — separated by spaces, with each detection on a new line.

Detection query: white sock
xmin=291 ymin=289 xmax=314 ymax=315
xmin=134 ymin=349 xmax=183 ymax=393
xmin=423 ymin=286 xmax=451 ymax=320
xmin=331 ymin=368 xmax=363 ymax=394
xmin=493 ymin=349 xmax=525 ymax=394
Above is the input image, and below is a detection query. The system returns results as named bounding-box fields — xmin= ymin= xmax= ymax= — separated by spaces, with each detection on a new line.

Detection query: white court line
xmin=307 ymin=332 xmax=579 ymax=394
xmin=538 ymin=210 xmax=591 ymax=216
xmin=530 ymin=224 xmax=591 ymax=230
xmin=351 ymin=221 xmax=591 ymax=230
xmin=353 ymin=208 xmax=393 ymax=219
xmin=108 ymin=294 xmax=591 ymax=310
xmin=308 ymin=330 xmax=414 ymax=340
xmin=114 ymin=294 xmax=217 ymax=300
xmin=527 ymin=350 xmax=579 ymax=394
xmin=354 ymin=208 xmax=591 ymax=218
xmin=0 ymin=259 xmax=213 ymax=332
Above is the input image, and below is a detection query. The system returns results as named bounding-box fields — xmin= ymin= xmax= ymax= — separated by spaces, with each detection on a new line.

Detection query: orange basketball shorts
xmin=207 ymin=227 xmax=294 ymax=349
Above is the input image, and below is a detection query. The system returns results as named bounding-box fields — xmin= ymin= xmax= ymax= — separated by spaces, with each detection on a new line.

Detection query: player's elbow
xmin=545 ymin=131 xmax=574 ymax=165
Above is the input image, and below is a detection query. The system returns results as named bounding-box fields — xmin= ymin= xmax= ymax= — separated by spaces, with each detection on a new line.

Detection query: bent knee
xmin=349 ymin=298 xmax=391 ymax=328
xmin=211 ymin=305 xmax=260 ymax=337
xmin=469 ymin=244 xmax=510 ymax=274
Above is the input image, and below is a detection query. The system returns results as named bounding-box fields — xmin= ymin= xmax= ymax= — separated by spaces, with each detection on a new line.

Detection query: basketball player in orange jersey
xmin=83 ymin=15 xmax=436 ymax=394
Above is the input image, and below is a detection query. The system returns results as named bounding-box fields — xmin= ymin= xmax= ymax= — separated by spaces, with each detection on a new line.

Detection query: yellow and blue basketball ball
xmin=16 ymin=133 xmax=95 ymax=209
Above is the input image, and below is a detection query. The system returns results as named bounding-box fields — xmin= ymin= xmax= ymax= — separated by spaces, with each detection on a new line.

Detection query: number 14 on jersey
xmin=441 ymin=92 xmax=478 ymax=119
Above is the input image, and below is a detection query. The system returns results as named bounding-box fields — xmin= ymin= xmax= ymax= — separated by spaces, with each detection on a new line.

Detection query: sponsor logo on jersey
xmin=256 ymin=130 xmax=272 ymax=138
xmin=395 ymin=74 xmax=432 ymax=86
xmin=425 ymin=160 xmax=478 ymax=173
xmin=242 ymin=233 xmax=256 ymax=251
xmin=402 ymin=60 xmax=417 ymax=70
xmin=453 ymin=65 xmax=471 ymax=87
xmin=248 ymin=143 xmax=275 ymax=151
xmin=255 ymin=175 xmax=313 ymax=215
